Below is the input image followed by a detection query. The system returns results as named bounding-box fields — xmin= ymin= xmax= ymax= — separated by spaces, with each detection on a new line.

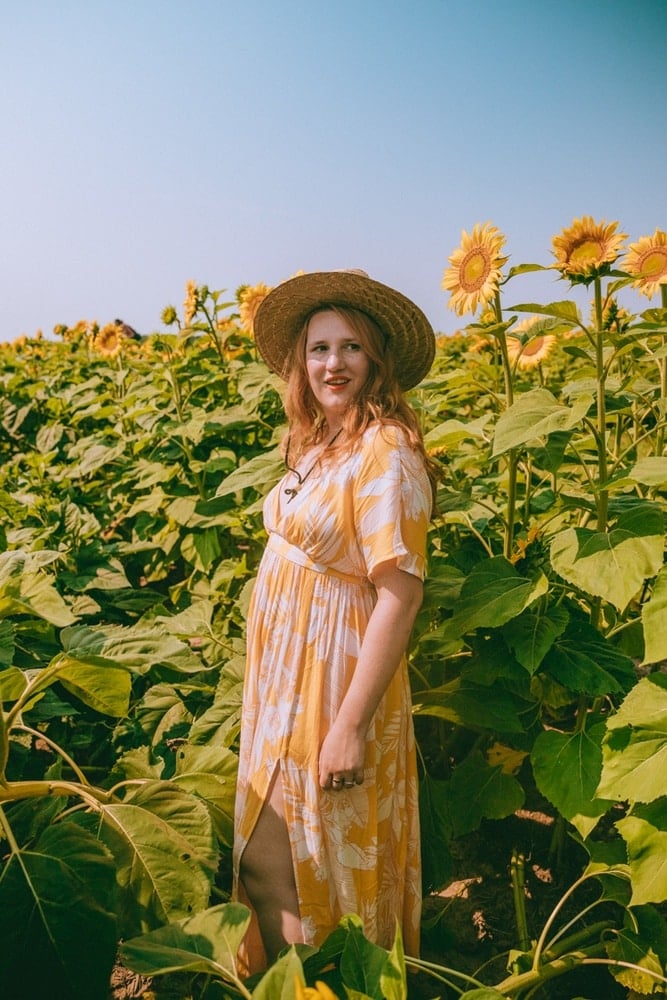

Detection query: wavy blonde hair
xmin=282 ymin=305 xmax=438 ymax=503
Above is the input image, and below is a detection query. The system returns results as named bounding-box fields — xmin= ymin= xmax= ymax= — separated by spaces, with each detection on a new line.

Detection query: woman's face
xmin=305 ymin=310 xmax=370 ymax=430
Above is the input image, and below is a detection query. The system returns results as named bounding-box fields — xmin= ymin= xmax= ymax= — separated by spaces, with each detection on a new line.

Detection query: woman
xmin=233 ymin=269 xmax=436 ymax=972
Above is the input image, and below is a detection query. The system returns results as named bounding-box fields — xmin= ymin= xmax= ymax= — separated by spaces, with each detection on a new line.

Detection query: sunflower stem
xmin=656 ymin=285 xmax=667 ymax=455
xmin=493 ymin=291 xmax=518 ymax=557
xmin=593 ymin=277 xmax=609 ymax=533
xmin=165 ymin=355 xmax=207 ymax=499
xmin=656 ymin=358 xmax=667 ymax=457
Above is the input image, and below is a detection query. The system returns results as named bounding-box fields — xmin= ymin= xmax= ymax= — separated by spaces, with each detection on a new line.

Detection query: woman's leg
xmin=239 ymin=770 xmax=304 ymax=964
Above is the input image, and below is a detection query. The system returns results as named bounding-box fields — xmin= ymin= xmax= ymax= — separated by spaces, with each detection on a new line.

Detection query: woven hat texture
xmin=254 ymin=270 xmax=435 ymax=390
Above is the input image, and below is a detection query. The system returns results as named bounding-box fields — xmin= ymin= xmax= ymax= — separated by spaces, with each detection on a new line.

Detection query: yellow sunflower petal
xmin=507 ymin=316 xmax=557 ymax=369
xmin=442 ymin=222 xmax=508 ymax=316
xmin=516 ymin=334 xmax=556 ymax=370
xmin=238 ymin=281 xmax=271 ymax=335
xmin=94 ymin=322 xmax=121 ymax=357
xmin=620 ymin=228 xmax=667 ymax=299
xmin=551 ymin=215 xmax=626 ymax=281
xmin=183 ymin=279 xmax=198 ymax=325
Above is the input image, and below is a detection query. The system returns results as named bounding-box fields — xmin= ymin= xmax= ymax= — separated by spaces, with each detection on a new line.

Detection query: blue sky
xmin=1 ymin=0 xmax=665 ymax=341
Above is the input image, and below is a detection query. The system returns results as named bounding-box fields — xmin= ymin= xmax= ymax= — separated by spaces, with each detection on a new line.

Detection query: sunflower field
xmin=1 ymin=220 xmax=667 ymax=1000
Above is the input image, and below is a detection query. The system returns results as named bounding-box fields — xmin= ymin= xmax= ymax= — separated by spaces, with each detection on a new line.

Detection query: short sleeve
xmin=353 ymin=424 xmax=431 ymax=581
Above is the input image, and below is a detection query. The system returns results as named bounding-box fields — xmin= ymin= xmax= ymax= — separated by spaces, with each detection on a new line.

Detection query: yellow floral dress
xmin=233 ymin=422 xmax=431 ymax=956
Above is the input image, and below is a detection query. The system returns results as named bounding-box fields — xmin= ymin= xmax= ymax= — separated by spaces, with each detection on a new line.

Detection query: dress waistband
xmin=266 ymin=533 xmax=371 ymax=587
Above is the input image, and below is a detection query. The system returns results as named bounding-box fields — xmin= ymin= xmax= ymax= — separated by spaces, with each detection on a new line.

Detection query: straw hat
xmin=254 ymin=269 xmax=435 ymax=390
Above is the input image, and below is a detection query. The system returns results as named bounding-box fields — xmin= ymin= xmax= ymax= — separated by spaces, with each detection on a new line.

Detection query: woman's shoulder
xmin=360 ymin=420 xmax=413 ymax=454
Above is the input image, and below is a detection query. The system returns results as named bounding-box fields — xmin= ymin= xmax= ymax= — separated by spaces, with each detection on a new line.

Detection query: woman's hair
xmin=282 ymin=304 xmax=439 ymax=502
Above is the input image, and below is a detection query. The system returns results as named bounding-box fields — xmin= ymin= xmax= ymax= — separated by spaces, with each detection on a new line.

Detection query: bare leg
xmin=239 ymin=771 xmax=304 ymax=964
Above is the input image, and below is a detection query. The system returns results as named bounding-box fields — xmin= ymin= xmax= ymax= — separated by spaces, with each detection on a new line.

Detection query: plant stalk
xmin=593 ymin=276 xmax=609 ymax=532
xmin=511 ymin=849 xmax=531 ymax=952
xmin=493 ymin=291 xmax=518 ymax=557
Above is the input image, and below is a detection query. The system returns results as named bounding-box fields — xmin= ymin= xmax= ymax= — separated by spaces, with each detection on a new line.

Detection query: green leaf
xmin=424 ymin=415 xmax=490 ymax=451
xmin=531 ymin=724 xmax=613 ymax=838
xmin=502 ymin=603 xmax=569 ymax=674
xmin=541 ymin=619 xmax=635 ymax=696
xmin=529 ymin=430 xmax=572 ymax=474
xmin=616 ymin=812 xmax=667 ymax=906
xmin=180 ymin=527 xmax=222 ymax=571
xmin=35 ymin=421 xmax=65 ymax=453
xmin=0 ymin=822 xmax=117 ymax=999
xmin=492 ymin=388 xmax=591 ymax=456
xmin=380 ymin=923 xmax=407 ymax=1000
xmin=339 ymin=914 xmax=388 ymax=1000
xmin=413 ymin=678 xmax=527 ymax=733
xmin=0 ymin=620 xmax=15 ymax=666
xmin=96 ymin=780 xmax=217 ymax=935
xmin=0 ymin=665 xmax=26 ymax=702
xmin=215 ymin=446 xmax=284 ymax=498
xmin=252 ymin=945 xmax=305 ymax=999
xmin=442 ymin=557 xmax=548 ymax=640
xmin=156 ymin=600 xmax=214 ymax=639
xmin=51 ymin=653 xmax=132 ymax=716
xmin=506 ymin=264 xmax=550 ymax=279
xmin=506 ymin=300 xmax=582 ymax=324
xmin=550 ymin=503 xmax=664 ymax=612
xmin=171 ymin=742 xmax=238 ymax=848
xmin=66 ymin=441 xmax=126 ymax=478
xmin=630 ymin=456 xmax=667 ymax=487
xmin=188 ymin=653 xmax=245 ymax=747
xmin=605 ymin=926 xmax=665 ymax=993
xmin=632 ymin=904 xmax=667 ymax=965
xmin=447 ymin=751 xmax=524 ymax=836
xmin=121 ymin=902 xmax=251 ymax=980
xmin=642 ymin=565 xmax=667 ymax=666
xmin=597 ymin=677 xmax=667 ymax=804
xmin=0 ymin=550 xmax=77 ymax=626
xmin=61 ymin=621 xmax=204 ymax=675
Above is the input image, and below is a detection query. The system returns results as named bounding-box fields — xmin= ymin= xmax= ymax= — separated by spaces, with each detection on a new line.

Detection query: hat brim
xmin=254 ymin=270 xmax=435 ymax=390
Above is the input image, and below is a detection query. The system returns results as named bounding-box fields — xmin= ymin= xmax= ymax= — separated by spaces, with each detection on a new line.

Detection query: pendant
xmin=284 ymin=486 xmax=299 ymax=503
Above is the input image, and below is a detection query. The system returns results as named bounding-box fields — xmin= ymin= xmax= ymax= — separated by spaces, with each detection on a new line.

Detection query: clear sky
xmin=1 ymin=0 xmax=665 ymax=341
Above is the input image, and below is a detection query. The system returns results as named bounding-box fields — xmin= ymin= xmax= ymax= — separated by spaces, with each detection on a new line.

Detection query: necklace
xmin=283 ymin=429 xmax=343 ymax=503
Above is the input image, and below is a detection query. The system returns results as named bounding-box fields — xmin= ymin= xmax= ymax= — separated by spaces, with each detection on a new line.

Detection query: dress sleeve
xmin=352 ymin=424 xmax=431 ymax=582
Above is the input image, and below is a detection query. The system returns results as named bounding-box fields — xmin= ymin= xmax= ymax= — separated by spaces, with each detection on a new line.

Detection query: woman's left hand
xmin=318 ymin=722 xmax=365 ymax=790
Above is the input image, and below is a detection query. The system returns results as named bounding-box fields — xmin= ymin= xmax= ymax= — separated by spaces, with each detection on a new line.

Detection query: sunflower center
xmin=523 ymin=337 xmax=546 ymax=357
xmin=638 ymin=247 xmax=667 ymax=279
xmin=569 ymin=239 xmax=605 ymax=266
xmin=460 ymin=248 xmax=492 ymax=292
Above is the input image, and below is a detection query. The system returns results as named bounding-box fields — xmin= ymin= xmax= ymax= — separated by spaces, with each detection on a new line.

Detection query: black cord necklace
xmin=283 ymin=428 xmax=343 ymax=503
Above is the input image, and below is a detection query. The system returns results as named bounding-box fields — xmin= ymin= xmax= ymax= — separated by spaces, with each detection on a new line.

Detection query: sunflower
xmin=237 ymin=281 xmax=271 ymax=335
xmin=507 ymin=316 xmax=557 ymax=370
xmin=294 ymin=977 xmax=340 ymax=1000
xmin=94 ymin=322 xmax=121 ymax=357
xmin=60 ymin=319 xmax=94 ymax=344
xmin=442 ymin=222 xmax=508 ymax=316
xmin=620 ymin=228 xmax=667 ymax=299
xmin=183 ymin=279 xmax=199 ymax=326
xmin=161 ymin=304 xmax=178 ymax=326
xmin=551 ymin=215 xmax=626 ymax=283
